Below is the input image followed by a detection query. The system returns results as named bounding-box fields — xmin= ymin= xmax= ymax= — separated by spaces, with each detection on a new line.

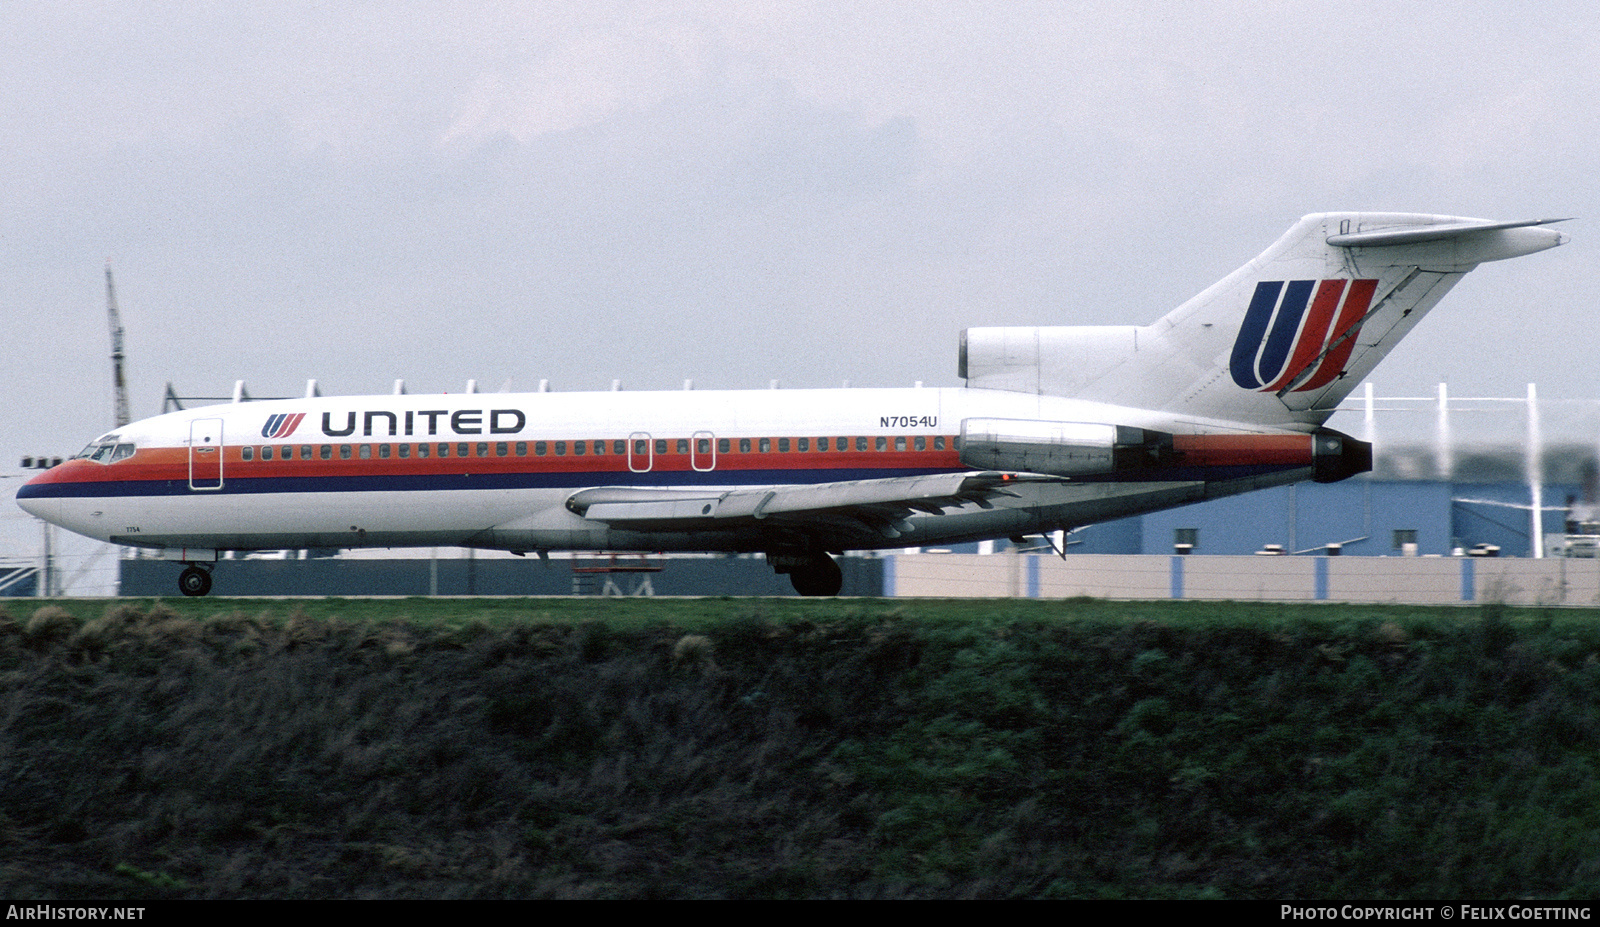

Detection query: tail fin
xmin=962 ymin=213 xmax=1568 ymax=430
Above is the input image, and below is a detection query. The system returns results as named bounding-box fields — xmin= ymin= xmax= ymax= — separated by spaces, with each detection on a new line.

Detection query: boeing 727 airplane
xmin=18 ymin=212 xmax=1568 ymax=596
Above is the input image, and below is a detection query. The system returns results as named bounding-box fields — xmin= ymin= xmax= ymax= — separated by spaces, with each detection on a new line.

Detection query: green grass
xmin=11 ymin=594 xmax=1592 ymax=629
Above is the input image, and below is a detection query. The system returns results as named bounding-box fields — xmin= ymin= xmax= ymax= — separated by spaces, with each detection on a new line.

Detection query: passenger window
xmin=399 ymin=444 xmax=411 ymax=459
xmin=613 ymin=440 xmax=626 ymax=455
xmin=634 ymin=440 xmax=649 ymax=456
xmin=437 ymin=443 xmax=450 ymax=458
xmin=321 ymin=445 xmax=333 ymax=460
xmin=592 ymin=441 xmax=605 ymax=456
xmin=914 ymin=436 xmax=926 ymax=451
xmin=281 ymin=445 xmax=293 ymax=460
xmin=718 ymin=438 xmax=729 ymax=454
xmin=876 ymin=437 xmax=888 ymax=451
xmin=341 ymin=445 xmax=353 ymax=460
xmin=417 ymin=444 xmax=430 ymax=459
xmin=536 ymin=442 xmax=547 ymax=456
xmin=553 ymin=441 xmax=566 ymax=456
xmin=262 ymin=446 xmax=273 ymax=461
xmin=698 ymin=438 xmax=712 ymax=454
xmin=515 ymin=442 xmax=526 ymax=456
xmin=477 ymin=443 xmax=489 ymax=457
xmin=740 ymin=438 xmax=752 ymax=453
xmin=379 ymin=445 xmax=391 ymax=459
xmin=655 ymin=439 xmax=668 ymax=455
xmin=797 ymin=438 xmax=809 ymax=452
xmin=242 ymin=446 xmax=255 ymax=461
xmin=300 ymin=445 xmax=312 ymax=460
xmin=676 ymin=439 xmax=689 ymax=454
xmin=759 ymin=438 xmax=771 ymax=453
xmin=496 ymin=442 xmax=508 ymax=457
xmin=934 ymin=436 xmax=945 ymax=451
xmin=818 ymin=437 xmax=830 ymax=452
xmin=573 ymin=441 xmax=585 ymax=456
xmin=856 ymin=437 xmax=868 ymax=452
xmin=778 ymin=438 xmax=790 ymax=453
xmin=359 ymin=445 xmax=372 ymax=459
xmin=457 ymin=443 xmax=469 ymax=457
xmin=894 ymin=437 xmax=906 ymax=452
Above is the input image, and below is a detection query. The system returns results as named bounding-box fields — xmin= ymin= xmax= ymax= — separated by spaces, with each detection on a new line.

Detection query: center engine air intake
xmin=959 ymin=418 xmax=1174 ymax=477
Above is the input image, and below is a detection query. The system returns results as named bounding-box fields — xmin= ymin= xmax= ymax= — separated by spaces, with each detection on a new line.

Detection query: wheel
xmin=178 ymin=565 xmax=213 ymax=597
xmin=789 ymin=554 xmax=843 ymax=597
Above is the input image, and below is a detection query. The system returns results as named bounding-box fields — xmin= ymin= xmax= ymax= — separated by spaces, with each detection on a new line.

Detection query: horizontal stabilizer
xmin=1326 ymin=217 xmax=1571 ymax=248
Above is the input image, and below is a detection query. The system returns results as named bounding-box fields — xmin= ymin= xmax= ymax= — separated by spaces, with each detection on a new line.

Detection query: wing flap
xmin=567 ymin=472 xmax=1027 ymax=534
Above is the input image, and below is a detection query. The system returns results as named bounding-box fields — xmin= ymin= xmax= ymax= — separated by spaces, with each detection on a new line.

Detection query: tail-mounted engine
xmin=959 ymin=418 xmax=1372 ymax=484
xmin=958 ymin=418 xmax=1174 ymax=477
xmin=1310 ymin=429 xmax=1372 ymax=483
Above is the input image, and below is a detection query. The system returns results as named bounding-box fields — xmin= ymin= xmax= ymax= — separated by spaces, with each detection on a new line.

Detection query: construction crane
xmin=105 ymin=264 xmax=130 ymax=428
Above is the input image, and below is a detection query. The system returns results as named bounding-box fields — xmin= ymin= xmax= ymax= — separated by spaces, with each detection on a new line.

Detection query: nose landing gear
xmin=178 ymin=564 xmax=213 ymax=597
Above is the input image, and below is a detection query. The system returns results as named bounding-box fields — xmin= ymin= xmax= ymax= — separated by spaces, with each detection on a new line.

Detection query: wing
xmin=565 ymin=471 xmax=1036 ymax=540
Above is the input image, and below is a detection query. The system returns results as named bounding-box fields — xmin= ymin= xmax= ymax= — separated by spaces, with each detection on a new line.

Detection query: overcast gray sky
xmin=3 ymin=1 xmax=1595 ymax=465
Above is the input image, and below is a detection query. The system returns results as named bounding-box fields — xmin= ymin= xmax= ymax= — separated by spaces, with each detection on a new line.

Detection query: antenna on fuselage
xmin=105 ymin=265 xmax=131 ymax=428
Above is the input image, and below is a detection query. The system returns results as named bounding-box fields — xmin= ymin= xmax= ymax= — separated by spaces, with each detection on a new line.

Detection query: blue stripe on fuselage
xmin=19 ymin=461 xmax=1310 ymax=499
xmin=17 ymin=466 xmax=958 ymax=498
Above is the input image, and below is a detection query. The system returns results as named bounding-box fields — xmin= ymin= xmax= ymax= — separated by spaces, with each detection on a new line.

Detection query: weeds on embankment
xmin=3 ymin=598 xmax=1600 ymax=898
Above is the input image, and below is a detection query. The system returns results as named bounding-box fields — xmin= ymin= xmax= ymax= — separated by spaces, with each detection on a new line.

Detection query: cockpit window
xmin=72 ymin=435 xmax=135 ymax=464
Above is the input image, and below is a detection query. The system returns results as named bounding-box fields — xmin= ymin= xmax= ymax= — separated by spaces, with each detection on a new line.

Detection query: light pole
xmin=16 ymin=455 xmax=64 ymax=596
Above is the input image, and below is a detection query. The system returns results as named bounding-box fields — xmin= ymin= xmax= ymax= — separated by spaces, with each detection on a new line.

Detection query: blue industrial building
xmin=1064 ymin=479 xmax=1562 ymax=557
xmin=1060 ymin=444 xmax=1589 ymax=559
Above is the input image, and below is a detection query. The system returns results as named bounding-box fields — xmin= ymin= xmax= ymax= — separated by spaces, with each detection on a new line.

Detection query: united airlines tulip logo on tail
xmin=1229 ymin=279 xmax=1378 ymax=392
xmin=262 ymin=413 xmax=306 ymax=439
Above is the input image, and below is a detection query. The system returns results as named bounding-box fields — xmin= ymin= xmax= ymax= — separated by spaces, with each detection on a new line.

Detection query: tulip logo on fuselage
xmin=262 ymin=413 xmax=306 ymax=439
xmin=1229 ymin=279 xmax=1377 ymax=392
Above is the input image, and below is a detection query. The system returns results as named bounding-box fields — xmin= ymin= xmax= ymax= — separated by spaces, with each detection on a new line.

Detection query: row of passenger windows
xmin=238 ymin=435 xmax=951 ymax=462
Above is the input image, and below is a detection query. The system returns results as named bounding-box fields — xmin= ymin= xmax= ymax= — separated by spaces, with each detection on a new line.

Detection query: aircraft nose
xmin=16 ymin=471 xmax=55 ymax=521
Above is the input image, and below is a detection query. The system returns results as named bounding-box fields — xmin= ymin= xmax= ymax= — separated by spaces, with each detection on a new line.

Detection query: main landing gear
xmin=178 ymin=564 xmax=213 ymax=597
xmin=769 ymin=552 xmax=844 ymax=597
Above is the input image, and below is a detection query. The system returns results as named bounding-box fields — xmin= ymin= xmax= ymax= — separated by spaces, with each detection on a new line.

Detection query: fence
xmin=883 ymin=552 xmax=1600 ymax=607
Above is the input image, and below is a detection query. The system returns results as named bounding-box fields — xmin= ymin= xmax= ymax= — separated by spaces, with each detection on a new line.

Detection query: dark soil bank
xmin=3 ymin=601 xmax=1599 ymax=899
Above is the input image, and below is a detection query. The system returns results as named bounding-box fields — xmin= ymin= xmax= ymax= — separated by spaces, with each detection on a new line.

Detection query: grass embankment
xmin=4 ymin=597 xmax=1600 ymax=898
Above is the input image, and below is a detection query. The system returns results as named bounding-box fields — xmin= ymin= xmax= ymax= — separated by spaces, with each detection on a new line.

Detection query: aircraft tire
xmin=179 ymin=565 xmax=213 ymax=597
xmin=790 ymin=554 xmax=843 ymax=597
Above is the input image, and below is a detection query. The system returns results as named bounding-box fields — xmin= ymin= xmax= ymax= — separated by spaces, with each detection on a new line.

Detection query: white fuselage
xmin=18 ymin=385 xmax=1317 ymax=558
